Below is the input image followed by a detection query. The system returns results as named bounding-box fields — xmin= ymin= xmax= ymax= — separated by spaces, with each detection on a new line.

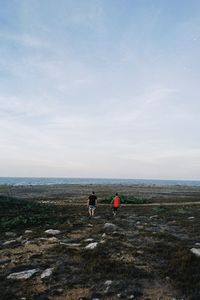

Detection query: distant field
xmin=0 ymin=183 xmax=200 ymax=204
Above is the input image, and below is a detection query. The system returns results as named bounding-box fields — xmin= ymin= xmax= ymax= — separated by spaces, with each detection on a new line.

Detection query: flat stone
xmin=85 ymin=242 xmax=98 ymax=250
xmin=191 ymin=248 xmax=200 ymax=257
xmin=7 ymin=268 xmax=40 ymax=280
xmin=3 ymin=240 xmax=17 ymax=246
xmin=45 ymin=229 xmax=61 ymax=235
xmin=60 ymin=242 xmax=81 ymax=247
xmin=41 ymin=268 xmax=54 ymax=279
xmin=188 ymin=217 xmax=195 ymax=220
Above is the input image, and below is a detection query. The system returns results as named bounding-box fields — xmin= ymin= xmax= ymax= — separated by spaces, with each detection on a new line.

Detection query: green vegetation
xmin=0 ymin=195 xmax=65 ymax=230
xmin=100 ymin=194 xmax=148 ymax=204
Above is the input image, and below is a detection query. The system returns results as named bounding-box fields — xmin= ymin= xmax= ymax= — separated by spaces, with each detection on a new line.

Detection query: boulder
xmin=7 ymin=268 xmax=40 ymax=280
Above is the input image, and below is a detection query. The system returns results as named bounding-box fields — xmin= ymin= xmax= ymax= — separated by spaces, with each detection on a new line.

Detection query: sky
xmin=0 ymin=0 xmax=200 ymax=180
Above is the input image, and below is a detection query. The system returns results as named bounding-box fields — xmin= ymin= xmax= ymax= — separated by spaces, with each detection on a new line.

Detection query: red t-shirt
xmin=113 ymin=196 xmax=120 ymax=208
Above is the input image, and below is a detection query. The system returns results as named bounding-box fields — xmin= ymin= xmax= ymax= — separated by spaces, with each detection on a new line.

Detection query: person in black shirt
xmin=87 ymin=191 xmax=97 ymax=217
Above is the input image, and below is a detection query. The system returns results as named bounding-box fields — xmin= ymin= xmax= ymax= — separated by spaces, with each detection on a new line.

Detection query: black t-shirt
xmin=88 ymin=194 xmax=97 ymax=206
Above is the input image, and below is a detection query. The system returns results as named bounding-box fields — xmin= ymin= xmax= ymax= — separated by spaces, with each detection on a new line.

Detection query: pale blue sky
xmin=0 ymin=0 xmax=200 ymax=179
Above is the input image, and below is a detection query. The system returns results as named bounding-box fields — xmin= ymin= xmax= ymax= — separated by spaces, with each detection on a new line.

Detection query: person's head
xmin=92 ymin=191 xmax=95 ymax=195
xmin=115 ymin=193 xmax=118 ymax=196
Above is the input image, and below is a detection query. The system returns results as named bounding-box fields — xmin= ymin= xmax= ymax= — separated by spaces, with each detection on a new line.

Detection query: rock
xmin=195 ymin=242 xmax=200 ymax=246
xmin=188 ymin=216 xmax=195 ymax=220
xmin=150 ymin=215 xmax=158 ymax=219
xmin=16 ymin=236 xmax=23 ymax=242
xmin=85 ymin=242 xmax=98 ymax=250
xmin=104 ymin=280 xmax=112 ymax=286
xmin=25 ymin=230 xmax=33 ymax=234
xmin=41 ymin=268 xmax=54 ymax=279
xmin=45 ymin=229 xmax=61 ymax=235
xmin=7 ymin=268 xmax=40 ymax=280
xmin=24 ymin=241 xmax=32 ymax=245
xmin=99 ymin=239 xmax=105 ymax=244
xmin=48 ymin=237 xmax=59 ymax=243
xmin=136 ymin=250 xmax=144 ymax=255
xmin=84 ymin=238 xmax=94 ymax=242
xmin=5 ymin=232 xmax=16 ymax=238
xmin=104 ymin=223 xmax=117 ymax=231
xmin=136 ymin=221 xmax=141 ymax=225
xmin=102 ymin=233 xmax=106 ymax=238
xmin=3 ymin=240 xmax=17 ymax=246
xmin=191 ymin=248 xmax=200 ymax=257
xmin=60 ymin=242 xmax=81 ymax=247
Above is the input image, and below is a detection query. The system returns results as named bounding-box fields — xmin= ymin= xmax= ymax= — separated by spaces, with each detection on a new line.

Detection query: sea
xmin=0 ymin=177 xmax=200 ymax=187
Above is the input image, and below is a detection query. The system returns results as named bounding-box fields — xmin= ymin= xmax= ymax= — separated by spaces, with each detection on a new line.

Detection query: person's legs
xmin=113 ymin=207 xmax=118 ymax=216
xmin=88 ymin=206 xmax=92 ymax=217
xmin=91 ymin=206 xmax=96 ymax=217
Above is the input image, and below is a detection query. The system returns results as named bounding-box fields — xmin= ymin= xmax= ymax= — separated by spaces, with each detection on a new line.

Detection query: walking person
xmin=111 ymin=193 xmax=121 ymax=216
xmin=87 ymin=191 xmax=97 ymax=217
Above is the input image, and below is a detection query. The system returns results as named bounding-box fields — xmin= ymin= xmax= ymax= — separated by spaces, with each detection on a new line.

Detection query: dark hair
xmin=115 ymin=193 xmax=118 ymax=196
xmin=92 ymin=191 xmax=95 ymax=194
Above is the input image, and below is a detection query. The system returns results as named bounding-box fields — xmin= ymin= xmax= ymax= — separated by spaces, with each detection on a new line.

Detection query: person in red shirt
xmin=111 ymin=193 xmax=120 ymax=216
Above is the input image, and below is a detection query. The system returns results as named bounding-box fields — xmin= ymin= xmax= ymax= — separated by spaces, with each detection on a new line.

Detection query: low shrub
xmin=100 ymin=194 xmax=148 ymax=204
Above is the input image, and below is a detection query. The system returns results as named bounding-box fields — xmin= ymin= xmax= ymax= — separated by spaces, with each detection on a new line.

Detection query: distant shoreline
xmin=0 ymin=177 xmax=200 ymax=187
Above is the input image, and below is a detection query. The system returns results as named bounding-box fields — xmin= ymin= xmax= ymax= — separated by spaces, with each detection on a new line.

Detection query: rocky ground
xmin=0 ymin=205 xmax=200 ymax=300
xmin=1 ymin=200 xmax=200 ymax=300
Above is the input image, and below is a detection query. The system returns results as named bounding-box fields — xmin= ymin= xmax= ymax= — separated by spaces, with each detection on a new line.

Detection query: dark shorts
xmin=113 ymin=206 xmax=119 ymax=211
xmin=89 ymin=205 xmax=96 ymax=210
